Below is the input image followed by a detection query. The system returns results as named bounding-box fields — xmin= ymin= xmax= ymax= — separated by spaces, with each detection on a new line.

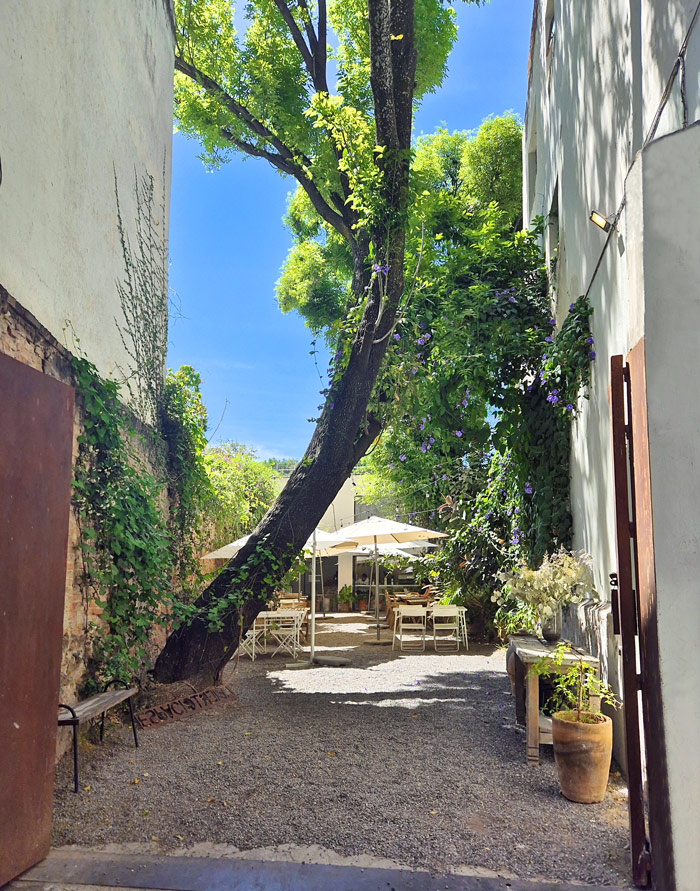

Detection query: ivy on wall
xmin=71 ymin=356 xmax=175 ymax=685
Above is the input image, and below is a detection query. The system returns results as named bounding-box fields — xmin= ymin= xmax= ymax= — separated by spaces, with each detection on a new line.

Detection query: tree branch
xmin=270 ymin=0 xmax=316 ymax=83
xmin=176 ymin=56 xmax=352 ymax=241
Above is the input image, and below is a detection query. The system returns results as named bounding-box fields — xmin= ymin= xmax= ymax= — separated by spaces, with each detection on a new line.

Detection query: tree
xmin=153 ymin=0 xmax=483 ymax=683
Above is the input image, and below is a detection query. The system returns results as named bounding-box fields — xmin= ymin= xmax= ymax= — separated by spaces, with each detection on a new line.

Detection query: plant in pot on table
xmin=495 ymin=549 xmax=596 ymax=642
xmin=529 ymin=644 xmax=620 ymax=803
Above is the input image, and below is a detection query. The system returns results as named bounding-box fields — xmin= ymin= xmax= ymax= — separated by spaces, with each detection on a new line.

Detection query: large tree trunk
xmin=153 ymin=0 xmax=417 ymax=684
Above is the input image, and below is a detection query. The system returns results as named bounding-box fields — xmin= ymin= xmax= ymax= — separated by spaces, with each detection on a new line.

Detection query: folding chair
xmin=458 ymin=606 xmax=469 ymax=651
xmin=431 ymin=605 xmax=461 ymax=652
xmin=239 ymin=615 xmax=267 ymax=661
xmin=270 ymin=609 xmax=301 ymax=658
xmin=392 ymin=605 xmax=426 ymax=651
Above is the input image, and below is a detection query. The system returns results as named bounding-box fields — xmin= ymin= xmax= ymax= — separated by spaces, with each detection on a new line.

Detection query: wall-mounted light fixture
xmin=589 ymin=210 xmax=612 ymax=232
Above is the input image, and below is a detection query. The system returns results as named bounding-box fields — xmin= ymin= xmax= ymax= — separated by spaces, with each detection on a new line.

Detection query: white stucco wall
xmin=320 ymin=477 xmax=358 ymax=591
xmin=0 ymin=0 xmax=174 ymax=387
xmin=640 ymin=123 xmax=700 ymax=891
xmin=525 ymin=4 xmax=700 ymax=885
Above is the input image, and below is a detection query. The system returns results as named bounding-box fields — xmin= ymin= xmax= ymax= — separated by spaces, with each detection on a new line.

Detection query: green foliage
xmin=71 ymin=356 xmax=176 ymax=683
xmin=494 ymin=549 xmax=597 ymax=636
xmin=351 ymin=121 xmax=595 ymax=624
xmin=160 ymin=366 xmax=213 ymax=597
xmin=528 ymin=643 xmax=620 ymax=722
xmin=203 ymin=442 xmax=279 ymax=547
xmin=459 ymin=113 xmax=523 ymax=221
xmin=338 ymin=584 xmax=355 ymax=604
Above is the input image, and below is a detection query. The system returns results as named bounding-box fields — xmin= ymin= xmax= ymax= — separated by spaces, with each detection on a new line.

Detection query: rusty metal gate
xmin=610 ymin=348 xmax=674 ymax=890
xmin=0 ymin=351 xmax=75 ymax=885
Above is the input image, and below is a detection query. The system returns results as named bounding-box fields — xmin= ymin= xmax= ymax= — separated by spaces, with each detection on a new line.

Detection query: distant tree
xmin=154 ymin=0 xmax=485 ymax=683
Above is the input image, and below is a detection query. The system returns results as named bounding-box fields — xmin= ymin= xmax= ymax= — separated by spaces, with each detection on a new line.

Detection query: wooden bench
xmin=58 ymin=680 xmax=139 ymax=792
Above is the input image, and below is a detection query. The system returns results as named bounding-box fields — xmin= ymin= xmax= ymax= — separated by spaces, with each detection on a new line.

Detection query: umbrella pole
xmin=310 ymin=530 xmax=317 ymax=661
xmin=320 ymin=556 xmax=325 ymax=617
xmin=374 ymin=536 xmax=380 ymax=640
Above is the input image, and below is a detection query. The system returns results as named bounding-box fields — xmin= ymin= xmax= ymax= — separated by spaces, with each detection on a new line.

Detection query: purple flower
xmin=418 ymin=322 xmax=424 ymax=329
xmin=590 ymin=351 xmax=596 ymax=359
xmin=586 ymin=336 xmax=594 ymax=344
xmin=394 ymin=333 xmax=400 ymax=341
xmin=442 ymin=474 xmax=447 ymax=480
xmin=421 ymin=443 xmax=427 ymax=452
xmin=399 ymin=454 xmax=406 ymax=462
xmin=545 ymin=335 xmax=553 ymax=343
xmin=549 ymin=318 xmax=556 ymax=326
xmin=429 ymin=436 xmax=435 ymax=444
xmin=569 ymin=303 xmax=575 ymax=312
xmin=542 ymin=354 xmax=547 ymax=360
xmin=461 ymin=399 xmax=468 ymax=407
xmin=411 ymin=367 xmax=417 ymax=375
xmin=509 ymin=296 xmax=516 ymax=303
xmin=424 ymin=332 xmax=431 ymax=341
xmin=455 ymin=430 xmax=463 ymax=438
xmin=417 ymin=337 xmax=425 ymax=346
xmin=389 ymin=462 xmax=394 ymax=469
xmin=373 ymin=263 xmax=389 ymax=274
xmin=565 ymin=404 xmax=573 ymax=411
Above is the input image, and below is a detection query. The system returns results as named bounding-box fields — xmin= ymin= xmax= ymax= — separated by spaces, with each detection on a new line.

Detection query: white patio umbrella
xmin=336 ymin=516 xmax=447 ymax=640
xmin=202 ymin=534 xmax=251 ymax=561
xmin=302 ymin=529 xmax=358 ymax=662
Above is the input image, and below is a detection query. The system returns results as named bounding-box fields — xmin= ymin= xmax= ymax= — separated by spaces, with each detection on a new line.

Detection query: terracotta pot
xmin=358 ymin=599 xmax=368 ymax=612
xmin=552 ymin=711 xmax=612 ymax=803
xmin=339 ymin=602 xmax=350 ymax=612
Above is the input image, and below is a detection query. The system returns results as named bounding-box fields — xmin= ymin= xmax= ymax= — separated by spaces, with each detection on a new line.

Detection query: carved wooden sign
xmin=135 ymin=685 xmax=236 ymax=729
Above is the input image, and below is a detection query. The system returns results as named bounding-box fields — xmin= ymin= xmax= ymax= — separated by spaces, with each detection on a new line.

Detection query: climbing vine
xmin=71 ymin=356 xmax=176 ymax=685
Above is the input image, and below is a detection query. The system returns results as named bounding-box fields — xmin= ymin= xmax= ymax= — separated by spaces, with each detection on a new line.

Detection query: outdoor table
xmin=509 ymin=634 xmax=601 ymax=764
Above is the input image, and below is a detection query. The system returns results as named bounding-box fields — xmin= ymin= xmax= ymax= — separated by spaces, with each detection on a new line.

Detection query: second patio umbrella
xmin=336 ymin=516 xmax=447 ymax=640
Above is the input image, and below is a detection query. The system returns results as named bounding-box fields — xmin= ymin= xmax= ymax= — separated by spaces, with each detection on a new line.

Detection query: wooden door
xmin=0 ymin=351 xmax=74 ymax=885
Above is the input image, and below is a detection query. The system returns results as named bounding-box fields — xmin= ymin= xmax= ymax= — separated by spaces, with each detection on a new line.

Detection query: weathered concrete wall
xmin=0 ymin=0 xmax=174 ymax=386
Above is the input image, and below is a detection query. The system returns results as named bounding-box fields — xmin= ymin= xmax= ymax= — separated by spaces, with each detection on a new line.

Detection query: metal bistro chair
xmin=270 ymin=609 xmax=302 ymax=659
xmin=392 ymin=605 xmax=426 ymax=652
xmin=431 ymin=605 xmax=461 ymax=652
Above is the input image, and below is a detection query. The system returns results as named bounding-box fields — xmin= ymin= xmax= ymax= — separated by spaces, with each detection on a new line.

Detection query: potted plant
xmin=529 ymin=643 xmax=619 ymax=803
xmin=495 ymin=549 xmax=596 ymax=642
xmin=338 ymin=584 xmax=354 ymax=613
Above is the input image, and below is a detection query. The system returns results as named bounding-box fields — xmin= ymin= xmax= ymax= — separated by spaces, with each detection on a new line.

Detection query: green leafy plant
xmin=528 ymin=643 xmax=620 ymax=724
xmin=494 ymin=549 xmax=596 ymax=632
xmin=338 ymin=584 xmax=354 ymax=604
xmin=71 ymin=356 xmax=178 ymax=684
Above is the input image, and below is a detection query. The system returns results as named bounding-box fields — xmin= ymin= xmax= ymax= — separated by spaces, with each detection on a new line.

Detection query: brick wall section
xmin=1 ymin=285 xmax=167 ymax=760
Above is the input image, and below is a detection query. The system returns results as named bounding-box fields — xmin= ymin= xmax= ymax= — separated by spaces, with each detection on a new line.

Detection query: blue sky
xmin=167 ymin=0 xmax=534 ymax=460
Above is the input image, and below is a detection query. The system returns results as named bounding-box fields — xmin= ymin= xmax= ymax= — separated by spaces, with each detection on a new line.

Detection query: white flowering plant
xmin=493 ymin=549 xmax=597 ymax=631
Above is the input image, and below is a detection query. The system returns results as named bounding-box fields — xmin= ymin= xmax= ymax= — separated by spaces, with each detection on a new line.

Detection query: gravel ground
xmin=53 ymin=615 xmax=631 ymax=885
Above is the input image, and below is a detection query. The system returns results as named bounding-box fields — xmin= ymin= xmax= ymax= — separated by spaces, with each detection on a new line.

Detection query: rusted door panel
xmin=0 ymin=351 xmax=75 ymax=885
xmin=626 ymin=341 xmax=675 ymax=889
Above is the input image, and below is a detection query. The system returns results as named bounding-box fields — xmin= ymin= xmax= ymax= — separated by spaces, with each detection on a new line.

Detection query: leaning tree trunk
xmin=153 ymin=0 xmax=417 ymax=685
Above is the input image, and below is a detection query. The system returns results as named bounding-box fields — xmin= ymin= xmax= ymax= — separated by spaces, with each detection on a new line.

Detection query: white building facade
xmin=524 ymin=3 xmax=700 ymax=889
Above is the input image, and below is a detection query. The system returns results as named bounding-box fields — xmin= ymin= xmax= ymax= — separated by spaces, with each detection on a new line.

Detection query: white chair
xmin=270 ymin=609 xmax=302 ymax=659
xmin=457 ymin=606 xmax=469 ymax=651
xmin=392 ymin=605 xmax=426 ymax=651
xmin=239 ymin=615 xmax=267 ymax=661
xmin=431 ymin=605 xmax=461 ymax=652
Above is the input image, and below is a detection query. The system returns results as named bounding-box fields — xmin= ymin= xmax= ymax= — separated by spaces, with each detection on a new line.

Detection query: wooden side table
xmin=509 ymin=634 xmax=601 ymax=764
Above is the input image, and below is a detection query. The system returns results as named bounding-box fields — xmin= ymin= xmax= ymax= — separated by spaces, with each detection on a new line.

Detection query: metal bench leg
xmin=72 ymin=723 xmax=79 ymax=793
xmin=100 ymin=711 xmax=106 ymax=741
xmin=127 ymin=696 xmax=139 ymax=748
